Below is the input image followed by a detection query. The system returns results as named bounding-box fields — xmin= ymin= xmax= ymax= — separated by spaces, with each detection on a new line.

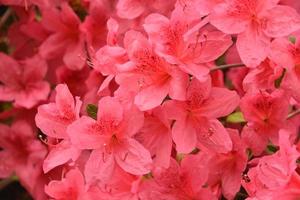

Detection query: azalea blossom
xmin=0 ymin=53 xmax=50 ymax=109
xmin=210 ymin=0 xmax=300 ymax=67
xmin=163 ymin=77 xmax=239 ymax=153
xmin=68 ymin=96 xmax=152 ymax=179
xmin=35 ymin=84 xmax=82 ymax=172
xmin=1 ymin=0 xmax=300 ymax=199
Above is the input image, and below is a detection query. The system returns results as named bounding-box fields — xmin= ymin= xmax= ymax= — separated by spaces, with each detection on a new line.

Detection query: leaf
xmin=86 ymin=104 xmax=98 ymax=120
xmin=274 ymin=68 xmax=286 ymax=88
xmin=266 ymin=142 xmax=279 ymax=154
xmin=289 ymin=35 xmax=296 ymax=44
xmin=226 ymin=111 xmax=246 ymax=123
xmin=266 ymin=143 xmax=279 ymax=154
xmin=246 ymin=148 xmax=253 ymax=160
xmin=142 ymin=172 xmax=153 ymax=180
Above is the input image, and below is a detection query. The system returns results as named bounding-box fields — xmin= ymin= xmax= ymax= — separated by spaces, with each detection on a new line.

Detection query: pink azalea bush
xmin=1 ymin=0 xmax=300 ymax=199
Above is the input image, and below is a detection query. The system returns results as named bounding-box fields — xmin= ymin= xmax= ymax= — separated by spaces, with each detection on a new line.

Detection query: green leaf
xmin=215 ymin=54 xmax=226 ymax=66
xmin=86 ymin=104 xmax=98 ymax=120
xmin=274 ymin=68 xmax=286 ymax=88
xmin=226 ymin=111 xmax=246 ymax=123
xmin=246 ymin=148 xmax=253 ymax=160
xmin=142 ymin=172 xmax=153 ymax=180
xmin=266 ymin=143 xmax=279 ymax=154
xmin=289 ymin=35 xmax=296 ymax=44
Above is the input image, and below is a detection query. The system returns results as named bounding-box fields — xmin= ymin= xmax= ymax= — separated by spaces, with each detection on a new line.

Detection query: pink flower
xmin=243 ymin=130 xmax=300 ymax=199
xmin=205 ymin=129 xmax=248 ymax=200
xmin=243 ymin=59 xmax=283 ymax=92
xmin=144 ymin=7 xmax=232 ymax=81
xmin=210 ymin=0 xmax=300 ymax=67
xmin=116 ymin=30 xmax=189 ymax=111
xmin=36 ymin=84 xmax=82 ymax=139
xmin=0 ymin=53 xmax=50 ymax=109
xmin=141 ymin=156 xmax=217 ymax=200
xmin=163 ymin=77 xmax=239 ymax=153
xmin=240 ymin=90 xmax=290 ymax=154
xmin=36 ymin=84 xmax=82 ymax=172
xmin=0 ymin=121 xmax=47 ymax=199
xmin=45 ymin=168 xmax=86 ymax=200
xmin=269 ymin=37 xmax=300 ymax=102
xmin=116 ymin=0 xmax=175 ymax=19
xmin=39 ymin=2 xmax=86 ymax=70
xmin=84 ymin=165 xmax=142 ymax=199
xmin=135 ymin=106 xmax=172 ymax=168
xmin=7 ymin=9 xmax=48 ymax=60
xmin=68 ymin=96 xmax=152 ymax=178
xmin=0 ymin=121 xmax=46 ymax=177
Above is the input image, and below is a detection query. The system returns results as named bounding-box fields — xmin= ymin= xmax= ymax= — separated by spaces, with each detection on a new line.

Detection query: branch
xmin=0 ymin=8 xmax=12 ymax=30
xmin=210 ymin=63 xmax=245 ymax=72
xmin=287 ymin=109 xmax=300 ymax=120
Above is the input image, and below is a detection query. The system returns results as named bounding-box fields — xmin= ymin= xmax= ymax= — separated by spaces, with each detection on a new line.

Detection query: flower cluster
xmin=1 ymin=0 xmax=300 ymax=199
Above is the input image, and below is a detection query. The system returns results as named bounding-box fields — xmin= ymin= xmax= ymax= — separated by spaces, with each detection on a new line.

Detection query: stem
xmin=210 ymin=63 xmax=245 ymax=72
xmin=0 ymin=8 xmax=12 ymax=30
xmin=287 ymin=109 xmax=300 ymax=120
xmin=0 ymin=108 xmax=17 ymax=120
xmin=0 ymin=175 xmax=17 ymax=190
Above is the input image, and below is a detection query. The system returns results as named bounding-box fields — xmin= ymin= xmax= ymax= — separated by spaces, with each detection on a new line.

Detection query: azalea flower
xmin=68 ymin=96 xmax=152 ymax=179
xmin=0 ymin=53 xmax=50 ymax=109
xmin=210 ymin=0 xmax=300 ymax=67
xmin=163 ymin=77 xmax=239 ymax=153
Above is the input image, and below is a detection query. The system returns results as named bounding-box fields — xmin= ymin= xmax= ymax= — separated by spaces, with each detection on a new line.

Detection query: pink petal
xmin=269 ymin=38 xmax=295 ymax=69
xmin=241 ymin=126 xmax=268 ymax=155
xmin=36 ymin=103 xmax=69 ymax=139
xmin=84 ymin=149 xmax=115 ymax=184
xmin=115 ymin=138 xmax=152 ymax=175
xmin=45 ymin=169 xmax=84 ymax=199
xmin=123 ymin=30 xmax=149 ymax=58
xmin=179 ymin=63 xmax=209 ymax=82
xmin=21 ymin=55 xmax=48 ymax=84
xmin=68 ymin=116 xmax=105 ymax=149
xmin=168 ymin=69 xmax=189 ymax=101
xmin=137 ymin=112 xmax=172 ymax=168
xmin=210 ymin=2 xmax=249 ymax=34
xmin=143 ymin=13 xmax=170 ymax=42
xmin=197 ymin=87 xmax=240 ymax=119
xmin=187 ymin=77 xmax=212 ymax=102
xmin=162 ymin=100 xmax=187 ymax=121
xmin=172 ymin=117 xmax=197 ymax=154
xmin=196 ymin=119 xmax=233 ymax=153
xmin=14 ymin=81 xmax=50 ymax=109
xmin=0 ymin=151 xmax=14 ymax=178
xmin=43 ymin=141 xmax=81 ymax=173
xmin=55 ymin=84 xmax=76 ymax=117
xmin=39 ymin=33 xmax=67 ymax=59
xmin=264 ymin=5 xmax=300 ymax=38
xmin=222 ymin=168 xmax=243 ymax=200
xmin=97 ymin=96 xmax=124 ymax=123
xmin=116 ymin=0 xmax=145 ymax=19
xmin=187 ymin=30 xmax=233 ymax=63
xmin=134 ymin=83 xmax=170 ymax=111
xmin=122 ymin=106 xmax=144 ymax=137
xmin=0 ymin=53 xmax=20 ymax=85
xmin=63 ymin=39 xmax=86 ymax=70
xmin=236 ymin=26 xmax=270 ymax=67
